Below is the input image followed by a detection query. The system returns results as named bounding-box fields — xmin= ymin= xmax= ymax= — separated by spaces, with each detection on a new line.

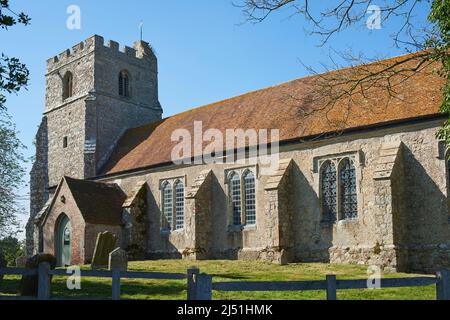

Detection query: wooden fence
xmin=186 ymin=268 xmax=450 ymax=300
xmin=1 ymin=264 xmax=450 ymax=300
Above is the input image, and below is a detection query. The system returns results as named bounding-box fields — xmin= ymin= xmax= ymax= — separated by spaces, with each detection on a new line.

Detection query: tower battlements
xmin=46 ymin=35 xmax=156 ymax=73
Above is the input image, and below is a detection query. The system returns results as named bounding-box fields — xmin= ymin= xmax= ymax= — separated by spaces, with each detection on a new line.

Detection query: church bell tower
xmin=27 ymin=35 xmax=163 ymax=254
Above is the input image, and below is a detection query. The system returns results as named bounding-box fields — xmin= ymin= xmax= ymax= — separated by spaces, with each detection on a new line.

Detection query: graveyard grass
xmin=0 ymin=260 xmax=435 ymax=300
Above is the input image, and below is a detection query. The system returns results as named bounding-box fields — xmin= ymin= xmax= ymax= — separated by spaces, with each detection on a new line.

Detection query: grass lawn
xmin=0 ymin=260 xmax=436 ymax=300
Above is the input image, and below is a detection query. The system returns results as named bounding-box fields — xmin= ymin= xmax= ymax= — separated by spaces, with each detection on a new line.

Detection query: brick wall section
xmin=41 ymin=182 xmax=86 ymax=265
xmin=39 ymin=179 xmax=124 ymax=264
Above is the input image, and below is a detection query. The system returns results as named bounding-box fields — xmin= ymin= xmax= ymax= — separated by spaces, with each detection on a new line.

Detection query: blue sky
xmin=2 ymin=0 xmax=430 ymax=234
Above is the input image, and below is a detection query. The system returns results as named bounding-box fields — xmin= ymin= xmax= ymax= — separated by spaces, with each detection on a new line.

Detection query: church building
xmin=27 ymin=35 xmax=450 ymax=273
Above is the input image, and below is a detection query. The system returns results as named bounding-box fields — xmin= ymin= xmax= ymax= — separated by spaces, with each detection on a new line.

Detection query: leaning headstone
xmin=19 ymin=253 xmax=57 ymax=297
xmin=0 ymin=251 xmax=6 ymax=281
xmin=91 ymin=231 xmax=117 ymax=270
xmin=15 ymin=255 xmax=27 ymax=268
xmin=108 ymin=248 xmax=128 ymax=272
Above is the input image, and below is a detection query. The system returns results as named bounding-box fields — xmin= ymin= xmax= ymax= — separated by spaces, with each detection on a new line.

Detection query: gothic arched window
xmin=162 ymin=181 xmax=173 ymax=230
xmin=320 ymin=161 xmax=337 ymax=222
xmin=243 ymin=170 xmax=256 ymax=225
xmin=62 ymin=71 xmax=73 ymax=100
xmin=339 ymin=158 xmax=358 ymax=219
xmin=174 ymin=180 xmax=185 ymax=230
xmin=229 ymin=172 xmax=242 ymax=226
xmin=119 ymin=70 xmax=130 ymax=97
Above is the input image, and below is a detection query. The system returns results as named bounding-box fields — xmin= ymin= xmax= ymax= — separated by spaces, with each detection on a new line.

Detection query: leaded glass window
xmin=119 ymin=70 xmax=130 ymax=97
xmin=321 ymin=161 xmax=337 ymax=222
xmin=340 ymin=158 xmax=358 ymax=219
xmin=162 ymin=182 xmax=173 ymax=229
xmin=175 ymin=180 xmax=185 ymax=230
xmin=230 ymin=172 xmax=242 ymax=225
xmin=244 ymin=171 xmax=256 ymax=225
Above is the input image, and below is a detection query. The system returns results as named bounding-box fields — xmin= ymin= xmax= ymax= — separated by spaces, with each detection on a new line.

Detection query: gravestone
xmin=19 ymin=253 xmax=57 ymax=297
xmin=0 ymin=251 xmax=6 ymax=281
xmin=108 ymin=248 xmax=128 ymax=272
xmin=16 ymin=255 xmax=27 ymax=268
xmin=91 ymin=231 xmax=117 ymax=270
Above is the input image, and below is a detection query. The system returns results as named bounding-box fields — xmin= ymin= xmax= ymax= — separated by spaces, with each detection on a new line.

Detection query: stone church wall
xmin=27 ymin=117 xmax=49 ymax=255
xmin=98 ymin=119 xmax=450 ymax=272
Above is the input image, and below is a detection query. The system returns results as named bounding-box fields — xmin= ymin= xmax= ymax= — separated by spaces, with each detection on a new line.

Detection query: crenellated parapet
xmin=46 ymin=35 xmax=156 ymax=73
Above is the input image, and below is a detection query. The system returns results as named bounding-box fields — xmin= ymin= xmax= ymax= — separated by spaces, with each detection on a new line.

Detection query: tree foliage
xmin=0 ymin=0 xmax=29 ymax=238
xmin=0 ymin=235 xmax=24 ymax=266
xmin=236 ymin=0 xmax=450 ymax=142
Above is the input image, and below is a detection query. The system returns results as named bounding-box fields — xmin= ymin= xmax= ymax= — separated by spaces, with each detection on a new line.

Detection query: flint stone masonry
xmin=121 ymin=182 xmax=148 ymax=260
xmin=28 ymin=35 xmax=162 ymax=256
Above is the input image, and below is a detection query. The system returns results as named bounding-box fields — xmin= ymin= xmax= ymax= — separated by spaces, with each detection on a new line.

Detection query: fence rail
xmin=1 ymin=264 xmax=450 ymax=300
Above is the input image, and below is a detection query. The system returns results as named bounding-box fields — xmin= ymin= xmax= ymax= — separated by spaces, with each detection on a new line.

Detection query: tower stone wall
xmin=27 ymin=35 xmax=162 ymax=255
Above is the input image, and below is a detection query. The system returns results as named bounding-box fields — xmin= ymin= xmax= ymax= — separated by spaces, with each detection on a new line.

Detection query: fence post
xmin=187 ymin=267 xmax=200 ymax=300
xmin=37 ymin=262 xmax=51 ymax=300
xmin=196 ymin=274 xmax=212 ymax=300
xmin=436 ymin=269 xmax=450 ymax=300
xmin=112 ymin=268 xmax=121 ymax=300
xmin=326 ymin=274 xmax=337 ymax=301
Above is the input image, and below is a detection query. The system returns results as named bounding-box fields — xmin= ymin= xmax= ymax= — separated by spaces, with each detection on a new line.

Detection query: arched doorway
xmin=56 ymin=214 xmax=72 ymax=266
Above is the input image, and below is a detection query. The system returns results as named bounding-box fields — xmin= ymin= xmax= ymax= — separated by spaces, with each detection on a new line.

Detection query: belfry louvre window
xmin=162 ymin=182 xmax=173 ymax=230
xmin=227 ymin=168 xmax=257 ymax=227
xmin=62 ymin=72 xmax=73 ymax=100
xmin=119 ymin=70 xmax=130 ymax=97
xmin=244 ymin=171 xmax=256 ymax=225
xmin=174 ymin=180 xmax=185 ymax=230
xmin=319 ymin=157 xmax=358 ymax=221
xmin=320 ymin=161 xmax=337 ymax=222
xmin=339 ymin=158 xmax=358 ymax=219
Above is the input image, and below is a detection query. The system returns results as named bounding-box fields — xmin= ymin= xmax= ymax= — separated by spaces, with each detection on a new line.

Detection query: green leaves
xmin=0 ymin=0 xmax=29 ymax=238
xmin=0 ymin=54 xmax=29 ymax=96
xmin=0 ymin=0 xmax=30 ymax=29
xmin=0 ymin=110 xmax=25 ymax=238
xmin=429 ymin=0 xmax=450 ymax=145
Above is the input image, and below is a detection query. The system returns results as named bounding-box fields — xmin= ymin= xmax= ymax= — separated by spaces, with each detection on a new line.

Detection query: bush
xmin=0 ymin=236 xmax=24 ymax=266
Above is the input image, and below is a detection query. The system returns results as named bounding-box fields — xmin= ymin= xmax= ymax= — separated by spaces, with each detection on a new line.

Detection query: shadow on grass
xmin=209 ymin=273 xmax=252 ymax=280
xmin=0 ymin=277 xmax=21 ymax=295
xmin=50 ymin=278 xmax=186 ymax=300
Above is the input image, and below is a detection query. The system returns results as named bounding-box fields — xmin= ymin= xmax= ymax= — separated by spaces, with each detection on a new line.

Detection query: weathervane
xmin=139 ymin=21 xmax=144 ymax=41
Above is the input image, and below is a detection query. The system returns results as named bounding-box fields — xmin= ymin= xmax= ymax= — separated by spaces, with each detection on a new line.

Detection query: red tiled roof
xmin=65 ymin=177 xmax=126 ymax=225
xmin=101 ymin=52 xmax=445 ymax=175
